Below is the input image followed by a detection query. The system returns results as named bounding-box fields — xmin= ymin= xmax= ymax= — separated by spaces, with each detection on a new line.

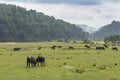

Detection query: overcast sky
xmin=0 ymin=0 xmax=120 ymax=29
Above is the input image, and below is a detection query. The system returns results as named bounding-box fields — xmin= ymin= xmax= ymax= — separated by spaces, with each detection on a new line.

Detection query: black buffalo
xmin=58 ymin=46 xmax=62 ymax=48
xmin=69 ymin=46 xmax=74 ymax=49
xmin=103 ymin=44 xmax=108 ymax=48
xmin=51 ymin=45 xmax=56 ymax=50
xmin=36 ymin=56 xmax=45 ymax=66
xmin=96 ymin=46 xmax=105 ymax=50
xmin=85 ymin=45 xmax=91 ymax=48
xmin=112 ymin=47 xmax=118 ymax=51
xmin=26 ymin=56 xmax=36 ymax=68
xmin=38 ymin=47 xmax=42 ymax=50
xmin=14 ymin=48 xmax=21 ymax=51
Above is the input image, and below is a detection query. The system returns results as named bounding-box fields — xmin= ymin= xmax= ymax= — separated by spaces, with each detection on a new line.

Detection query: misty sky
xmin=0 ymin=0 xmax=120 ymax=29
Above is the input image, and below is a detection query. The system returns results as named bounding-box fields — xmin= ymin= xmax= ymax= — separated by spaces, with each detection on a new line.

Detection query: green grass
xmin=0 ymin=42 xmax=120 ymax=80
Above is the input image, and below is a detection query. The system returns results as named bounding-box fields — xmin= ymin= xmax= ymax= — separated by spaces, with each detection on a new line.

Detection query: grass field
xmin=0 ymin=42 xmax=120 ymax=80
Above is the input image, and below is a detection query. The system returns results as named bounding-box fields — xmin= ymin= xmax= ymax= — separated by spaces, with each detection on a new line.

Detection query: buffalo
xmin=51 ymin=45 xmax=56 ymax=50
xmin=85 ymin=45 xmax=91 ymax=48
xmin=38 ymin=47 xmax=42 ymax=50
xmin=14 ymin=48 xmax=21 ymax=51
xmin=26 ymin=56 xmax=36 ymax=68
xmin=103 ymin=44 xmax=108 ymax=48
xmin=36 ymin=56 xmax=45 ymax=66
xmin=69 ymin=46 xmax=74 ymax=50
xmin=96 ymin=46 xmax=105 ymax=50
xmin=58 ymin=46 xmax=62 ymax=48
xmin=112 ymin=47 xmax=118 ymax=51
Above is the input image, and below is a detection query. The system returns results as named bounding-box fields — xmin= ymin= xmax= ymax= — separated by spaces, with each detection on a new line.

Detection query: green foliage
xmin=0 ymin=4 xmax=89 ymax=42
xmin=83 ymin=39 xmax=92 ymax=44
xmin=57 ymin=38 xmax=70 ymax=42
xmin=57 ymin=38 xmax=66 ymax=42
xmin=104 ymin=35 xmax=120 ymax=44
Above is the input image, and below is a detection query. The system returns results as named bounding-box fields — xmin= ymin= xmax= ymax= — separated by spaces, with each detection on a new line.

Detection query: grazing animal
xmin=103 ymin=44 xmax=108 ymax=48
xmin=26 ymin=56 xmax=36 ymax=68
xmin=38 ymin=47 xmax=42 ymax=50
xmin=112 ymin=47 xmax=118 ymax=51
xmin=69 ymin=46 xmax=74 ymax=50
xmin=58 ymin=46 xmax=62 ymax=48
xmin=96 ymin=46 xmax=105 ymax=50
xmin=85 ymin=45 xmax=91 ymax=48
xmin=51 ymin=45 xmax=56 ymax=50
xmin=14 ymin=48 xmax=21 ymax=51
xmin=36 ymin=56 xmax=45 ymax=66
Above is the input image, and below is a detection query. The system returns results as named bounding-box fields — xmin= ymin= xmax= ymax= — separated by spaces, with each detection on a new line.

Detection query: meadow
xmin=0 ymin=42 xmax=120 ymax=80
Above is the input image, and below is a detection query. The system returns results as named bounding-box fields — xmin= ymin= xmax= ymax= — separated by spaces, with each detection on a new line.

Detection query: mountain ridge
xmin=90 ymin=20 xmax=120 ymax=40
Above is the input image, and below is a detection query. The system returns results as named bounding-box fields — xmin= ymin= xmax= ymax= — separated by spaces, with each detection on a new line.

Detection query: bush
xmin=83 ymin=39 xmax=92 ymax=44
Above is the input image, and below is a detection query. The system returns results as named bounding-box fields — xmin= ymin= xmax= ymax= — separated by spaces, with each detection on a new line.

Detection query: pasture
xmin=0 ymin=42 xmax=120 ymax=80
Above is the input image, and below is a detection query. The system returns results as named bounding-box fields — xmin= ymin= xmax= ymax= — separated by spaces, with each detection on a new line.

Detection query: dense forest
xmin=0 ymin=4 xmax=89 ymax=42
xmin=90 ymin=21 xmax=120 ymax=40
xmin=104 ymin=35 xmax=120 ymax=44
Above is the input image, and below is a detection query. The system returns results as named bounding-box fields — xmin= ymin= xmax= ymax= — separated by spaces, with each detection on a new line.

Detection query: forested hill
xmin=91 ymin=21 xmax=120 ymax=40
xmin=0 ymin=4 xmax=89 ymax=42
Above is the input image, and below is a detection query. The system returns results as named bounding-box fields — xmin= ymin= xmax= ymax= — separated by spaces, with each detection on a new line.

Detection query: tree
xmin=83 ymin=39 xmax=92 ymax=44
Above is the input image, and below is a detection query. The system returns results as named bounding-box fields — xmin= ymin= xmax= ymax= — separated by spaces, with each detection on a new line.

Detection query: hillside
xmin=0 ymin=4 xmax=89 ymax=42
xmin=91 ymin=21 xmax=120 ymax=40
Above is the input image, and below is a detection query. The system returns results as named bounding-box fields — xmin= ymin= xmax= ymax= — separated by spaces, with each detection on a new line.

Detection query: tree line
xmin=104 ymin=35 xmax=120 ymax=44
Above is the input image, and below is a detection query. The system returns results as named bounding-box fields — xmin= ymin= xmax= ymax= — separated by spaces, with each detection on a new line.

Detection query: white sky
xmin=0 ymin=0 xmax=120 ymax=29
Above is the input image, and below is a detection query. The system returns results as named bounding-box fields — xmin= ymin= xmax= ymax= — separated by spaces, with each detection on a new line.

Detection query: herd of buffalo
xmin=13 ymin=44 xmax=118 ymax=51
xmin=12 ymin=44 xmax=118 ymax=68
